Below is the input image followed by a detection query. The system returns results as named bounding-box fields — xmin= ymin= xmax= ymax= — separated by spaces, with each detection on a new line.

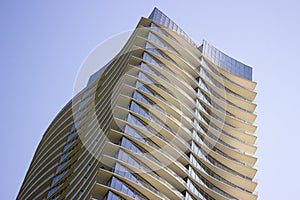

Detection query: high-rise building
xmin=18 ymin=8 xmax=257 ymax=200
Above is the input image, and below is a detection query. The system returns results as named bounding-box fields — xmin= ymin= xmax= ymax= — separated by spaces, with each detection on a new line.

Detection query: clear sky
xmin=1 ymin=0 xmax=299 ymax=199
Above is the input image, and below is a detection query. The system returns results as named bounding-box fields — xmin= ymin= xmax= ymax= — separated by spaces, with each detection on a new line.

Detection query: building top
xmin=199 ymin=40 xmax=252 ymax=80
xmin=87 ymin=7 xmax=253 ymax=88
xmin=149 ymin=7 xmax=252 ymax=81
xmin=148 ymin=7 xmax=198 ymax=48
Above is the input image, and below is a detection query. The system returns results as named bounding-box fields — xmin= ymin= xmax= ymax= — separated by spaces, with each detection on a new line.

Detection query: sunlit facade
xmin=18 ymin=8 xmax=257 ymax=200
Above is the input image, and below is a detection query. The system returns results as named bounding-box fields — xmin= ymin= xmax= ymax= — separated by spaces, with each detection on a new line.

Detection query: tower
xmin=18 ymin=8 xmax=257 ymax=200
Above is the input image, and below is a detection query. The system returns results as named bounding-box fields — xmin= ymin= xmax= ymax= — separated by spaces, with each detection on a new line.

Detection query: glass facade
xmin=200 ymin=40 xmax=252 ymax=80
xmin=149 ymin=8 xmax=197 ymax=47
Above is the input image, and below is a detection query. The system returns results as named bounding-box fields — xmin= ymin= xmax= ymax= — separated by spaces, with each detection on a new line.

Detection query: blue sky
xmin=1 ymin=0 xmax=300 ymax=199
